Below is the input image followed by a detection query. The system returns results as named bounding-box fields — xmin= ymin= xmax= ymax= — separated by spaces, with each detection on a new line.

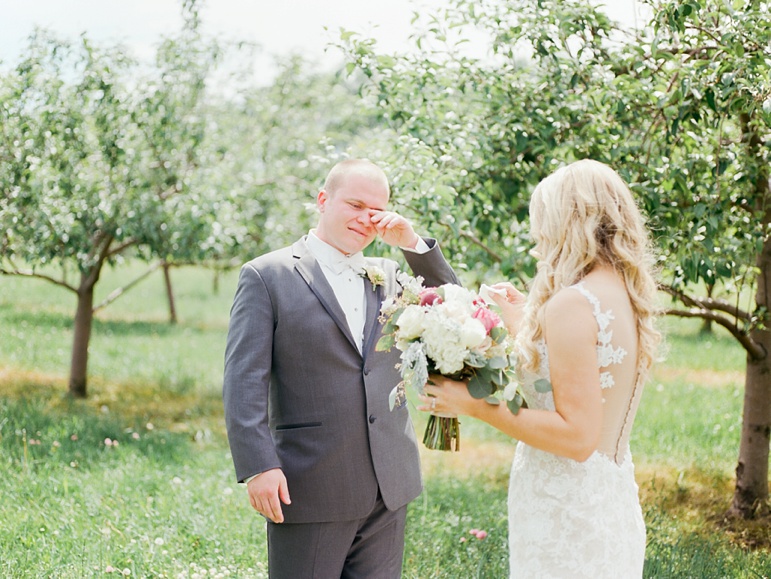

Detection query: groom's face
xmin=316 ymin=172 xmax=390 ymax=256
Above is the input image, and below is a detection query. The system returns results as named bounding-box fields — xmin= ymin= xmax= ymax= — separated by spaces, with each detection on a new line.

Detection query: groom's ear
xmin=317 ymin=190 xmax=329 ymax=212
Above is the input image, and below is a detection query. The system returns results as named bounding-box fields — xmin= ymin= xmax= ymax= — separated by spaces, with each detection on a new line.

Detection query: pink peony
xmin=472 ymin=307 xmax=501 ymax=333
xmin=419 ymin=288 xmax=443 ymax=307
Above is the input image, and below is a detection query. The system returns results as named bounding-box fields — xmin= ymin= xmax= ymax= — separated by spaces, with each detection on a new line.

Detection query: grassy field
xmin=1 ymin=264 xmax=769 ymax=578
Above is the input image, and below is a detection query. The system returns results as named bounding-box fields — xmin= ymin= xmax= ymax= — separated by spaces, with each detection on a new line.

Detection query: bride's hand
xmin=489 ymin=282 xmax=526 ymax=334
xmin=418 ymin=374 xmax=478 ymax=417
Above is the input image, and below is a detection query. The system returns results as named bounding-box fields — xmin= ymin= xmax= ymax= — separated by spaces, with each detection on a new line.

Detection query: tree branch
xmin=664 ymin=307 xmax=765 ymax=360
xmin=0 ymin=264 xmax=77 ymax=293
xmin=660 ymin=285 xmax=751 ymax=321
xmin=105 ymin=238 xmax=138 ymax=259
xmin=93 ymin=260 xmax=163 ymax=312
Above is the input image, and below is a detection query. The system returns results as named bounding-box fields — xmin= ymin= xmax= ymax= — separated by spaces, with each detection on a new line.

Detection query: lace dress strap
xmin=567 ymin=282 xmax=628 ymax=389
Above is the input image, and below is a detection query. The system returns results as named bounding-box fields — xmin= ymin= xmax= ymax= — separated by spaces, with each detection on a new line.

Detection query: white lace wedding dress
xmin=508 ymin=283 xmax=646 ymax=578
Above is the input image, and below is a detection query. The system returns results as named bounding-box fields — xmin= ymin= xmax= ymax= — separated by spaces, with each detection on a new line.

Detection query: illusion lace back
xmin=508 ymin=282 xmax=646 ymax=578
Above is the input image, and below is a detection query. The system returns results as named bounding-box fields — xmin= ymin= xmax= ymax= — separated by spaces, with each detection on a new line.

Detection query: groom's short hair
xmin=323 ymin=159 xmax=390 ymax=197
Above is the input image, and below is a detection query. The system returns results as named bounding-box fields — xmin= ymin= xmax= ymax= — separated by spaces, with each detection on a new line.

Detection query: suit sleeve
xmin=403 ymin=237 xmax=460 ymax=287
xmin=223 ymin=263 xmax=281 ymax=483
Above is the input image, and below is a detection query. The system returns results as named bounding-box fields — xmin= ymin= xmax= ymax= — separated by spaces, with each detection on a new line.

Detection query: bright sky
xmin=1 ymin=0 xmax=648 ymax=78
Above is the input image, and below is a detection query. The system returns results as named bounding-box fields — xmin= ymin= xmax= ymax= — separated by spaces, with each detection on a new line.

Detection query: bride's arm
xmin=420 ymin=289 xmax=603 ymax=462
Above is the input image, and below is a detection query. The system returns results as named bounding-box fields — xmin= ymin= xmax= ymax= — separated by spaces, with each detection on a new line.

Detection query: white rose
xmin=459 ymin=318 xmax=487 ymax=349
xmin=396 ymin=305 xmax=425 ymax=340
xmin=441 ymin=283 xmax=476 ymax=307
xmin=436 ymin=300 xmax=467 ymax=323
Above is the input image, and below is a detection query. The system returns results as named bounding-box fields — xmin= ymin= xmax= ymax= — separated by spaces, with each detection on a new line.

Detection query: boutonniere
xmin=360 ymin=264 xmax=386 ymax=290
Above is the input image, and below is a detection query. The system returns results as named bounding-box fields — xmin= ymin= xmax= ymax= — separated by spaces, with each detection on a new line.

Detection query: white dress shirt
xmin=307 ymin=230 xmax=430 ymax=352
xmin=307 ymin=231 xmax=368 ymax=352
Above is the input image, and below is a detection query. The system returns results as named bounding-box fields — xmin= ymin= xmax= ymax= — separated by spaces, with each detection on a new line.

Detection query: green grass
xmin=1 ymin=266 xmax=770 ymax=577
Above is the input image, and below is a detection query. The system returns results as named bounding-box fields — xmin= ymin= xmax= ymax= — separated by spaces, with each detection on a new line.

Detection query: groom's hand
xmin=247 ymin=468 xmax=291 ymax=523
xmin=369 ymin=210 xmax=419 ymax=249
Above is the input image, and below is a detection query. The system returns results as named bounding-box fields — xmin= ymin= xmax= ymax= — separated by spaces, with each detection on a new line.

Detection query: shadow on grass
xmin=0 ymin=379 xmax=202 ymax=474
xmin=0 ymin=304 xmax=187 ymax=337
xmin=639 ymin=464 xmax=771 ymax=577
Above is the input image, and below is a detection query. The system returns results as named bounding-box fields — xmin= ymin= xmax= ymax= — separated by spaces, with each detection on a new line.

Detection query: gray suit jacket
xmin=223 ymin=236 xmax=459 ymax=524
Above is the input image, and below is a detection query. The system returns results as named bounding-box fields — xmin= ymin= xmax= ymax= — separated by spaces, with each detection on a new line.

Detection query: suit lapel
xmin=292 ymin=239 xmax=360 ymax=353
xmin=362 ymin=262 xmax=388 ymax=358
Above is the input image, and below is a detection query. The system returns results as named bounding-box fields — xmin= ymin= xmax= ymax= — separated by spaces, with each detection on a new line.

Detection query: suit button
xmin=369 ymin=415 xmax=376 ymax=424
xmin=363 ymin=367 xmax=370 ymax=375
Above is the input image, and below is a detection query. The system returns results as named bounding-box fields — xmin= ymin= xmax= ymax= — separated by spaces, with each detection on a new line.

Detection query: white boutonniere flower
xmin=360 ymin=265 xmax=386 ymax=290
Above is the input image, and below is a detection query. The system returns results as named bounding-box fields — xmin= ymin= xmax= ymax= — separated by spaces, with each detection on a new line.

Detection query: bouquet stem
xmin=423 ymin=414 xmax=460 ymax=451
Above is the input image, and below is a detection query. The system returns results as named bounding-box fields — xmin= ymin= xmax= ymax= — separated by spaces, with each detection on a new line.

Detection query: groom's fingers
xmin=247 ymin=469 xmax=288 ymax=523
xmin=278 ymin=477 xmax=291 ymax=506
xmin=264 ymin=493 xmax=285 ymax=524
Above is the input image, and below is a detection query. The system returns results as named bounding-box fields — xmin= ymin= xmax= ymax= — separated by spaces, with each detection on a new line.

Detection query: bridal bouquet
xmin=377 ymin=274 xmax=518 ymax=451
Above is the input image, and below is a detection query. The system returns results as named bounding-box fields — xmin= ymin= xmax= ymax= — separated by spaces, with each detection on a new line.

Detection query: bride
xmin=420 ymin=160 xmax=660 ymax=578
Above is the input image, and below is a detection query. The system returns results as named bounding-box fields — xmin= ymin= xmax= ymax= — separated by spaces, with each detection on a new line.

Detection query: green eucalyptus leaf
xmin=507 ymin=393 xmax=524 ymax=415
xmin=376 ymin=334 xmax=395 ymax=352
xmin=488 ymin=356 xmax=508 ymax=369
xmin=466 ymin=351 xmax=487 ymax=368
xmin=490 ymin=326 xmax=507 ymax=343
xmin=491 ymin=369 xmax=508 ymax=387
xmin=468 ymin=374 xmax=493 ymax=399
xmin=534 ymin=378 xmax=552 ymax=393
xmin=388 ymin=385 xmax=398 ymax=411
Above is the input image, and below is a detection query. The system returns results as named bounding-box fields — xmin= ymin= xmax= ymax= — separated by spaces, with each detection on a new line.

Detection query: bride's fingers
xmin=490 ymin=282 xmax=525 ymax=304
xmin=417 ymin=393 xmax=438 ymax=412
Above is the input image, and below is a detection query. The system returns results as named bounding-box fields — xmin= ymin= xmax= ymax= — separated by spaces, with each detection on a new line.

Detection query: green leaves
xmin=466 ymin=364 xmax=514 ymax=401
xmin=534 ymin=379 xmax=552 ymax=394
xmin=376 ymin=334 xmax=396 ymax=353
xmin=467 ymin=372 xmax=495 ymax=399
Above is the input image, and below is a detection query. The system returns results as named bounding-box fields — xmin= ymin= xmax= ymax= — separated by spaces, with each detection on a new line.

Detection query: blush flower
xmin=419 ymin=288 xmax=443 ymax=306
xmin=473 ymin=306 xmax=502 ymax=333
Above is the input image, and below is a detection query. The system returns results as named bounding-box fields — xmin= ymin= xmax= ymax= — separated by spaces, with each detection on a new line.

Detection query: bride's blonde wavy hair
xmin=517 ymin=160 xmax=660 ymax=382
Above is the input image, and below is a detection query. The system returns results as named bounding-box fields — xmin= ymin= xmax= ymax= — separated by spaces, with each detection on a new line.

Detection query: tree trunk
xmin=163 ymin=261 xmax=177 ymax=324
xmin=729 ymin=231 xmax=771 ymax=518
xmin=68 ymin=277 xmax=96 ymax=398
xmin=729 ymin=292 xmax=771 ymax=517
xmin=699 ymin=283 xmax=714 ymax=334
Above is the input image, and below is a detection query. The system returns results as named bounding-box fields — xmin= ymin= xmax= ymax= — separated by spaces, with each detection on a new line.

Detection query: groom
xmin=223 ymin=159 xmax=459 ymax=578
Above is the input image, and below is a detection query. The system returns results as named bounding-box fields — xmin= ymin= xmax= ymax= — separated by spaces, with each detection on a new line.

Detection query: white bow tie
xmin=328 ymin=252 xmax=365 ymax=275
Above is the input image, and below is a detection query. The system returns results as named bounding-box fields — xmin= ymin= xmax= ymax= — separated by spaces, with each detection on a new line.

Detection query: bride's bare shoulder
xmin=543 ymin=286 xmax=595 ymax=325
